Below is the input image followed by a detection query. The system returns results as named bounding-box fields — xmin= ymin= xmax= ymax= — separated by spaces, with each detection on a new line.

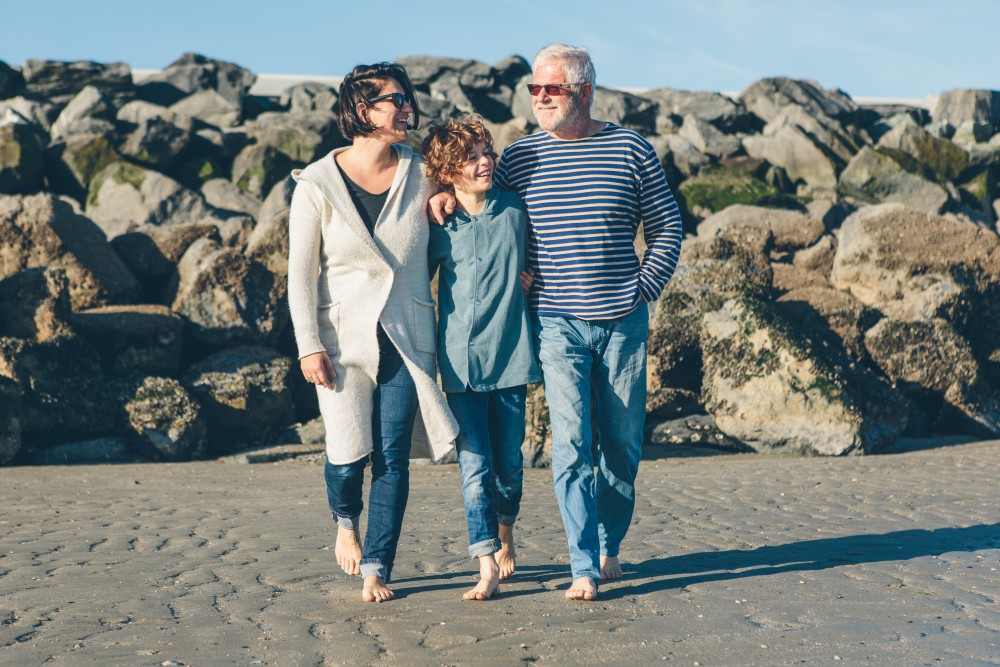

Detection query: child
xmin=423 ymin=116 xmax=541 ymax=601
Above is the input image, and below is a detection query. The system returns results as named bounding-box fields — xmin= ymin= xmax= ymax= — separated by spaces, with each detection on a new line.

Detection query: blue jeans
xmin=532 ymin=303 xmax=648 ymax=583
xmin=447 ymin=386 xmax=526 ymax=559
xmin=324 ymin=346 xmax=417 ymax=581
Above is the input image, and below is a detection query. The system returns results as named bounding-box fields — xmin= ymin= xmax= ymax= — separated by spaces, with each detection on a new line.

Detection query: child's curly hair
xmin=421 ymin=115 xmax=498 ymax=189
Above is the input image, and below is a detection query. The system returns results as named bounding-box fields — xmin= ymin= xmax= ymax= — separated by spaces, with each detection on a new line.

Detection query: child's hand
xmin=520 ymin=270 xmax=534 ymax=294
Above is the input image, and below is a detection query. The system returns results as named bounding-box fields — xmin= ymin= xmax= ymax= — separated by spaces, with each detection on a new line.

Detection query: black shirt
xmin=336 ymin=161 xmax=389 ymax=236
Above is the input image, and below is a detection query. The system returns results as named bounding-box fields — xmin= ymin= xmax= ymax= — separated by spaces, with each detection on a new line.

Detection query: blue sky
xmin=3 ymin=0 xmax=997 ymax=101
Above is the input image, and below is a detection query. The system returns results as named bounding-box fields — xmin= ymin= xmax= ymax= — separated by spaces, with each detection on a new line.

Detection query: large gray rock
xmin=641 ymin=88 xmax=753 ymax=132
xmin=743 ymin=119 xmax=840 ymax=194
xmin=86 ymin=161 xmax=245 ymax=239
xmin=0 ymin=376 xmax=21 ymax=464
xmin=769 ymin=105 xmax=860 ymax=164
xmin=0 ymin=60 xmax=25 ymax=100
xmin=678 ymin=115 xmax=742 ymax=158
xmin=111 ymin=223 xmax=219 ymax=298
xmin=838 ymin=147 xmax=950 ymax=214
xmin=739 ymin=77 xmax=859 ymax=125
xmin=876 ymin=123 xmax=970 ymax=183
xmin=182 ymin=346 xmax=296 ymax=454
xmin=281 ymin=82 xmax=339 ymax=113
xmin=169 ymin=89 xmax=241 ymax=128
xmin=0 ymin=121 xmax=46 ymax=194
xmin=0 ymin=193 xmax=140 ymax=309
xmin=201 ymin=178 xmax=261 ymax=218
xmin=171 ymin=238 xmax=287 ymax=347
xmin=0 ymin=267 xmax=71 ymax=341
xmin=137 ymin=53 xmax=255 ymax=109
xmin=1 ymin=96 xmax=57 ymax=132
xmin=246 ymin=177 xmax=293 ymax=276
xmin=44 ymin=127 xmax=121 ymax=202
xmin=119 ymin=115 xmax=193 ymax=169
xmin=700 ymin=297 xmax=906 ymax=454
xmin=22 ymin=59 xmax=134 ymax=107
xmin=864 ymin=318 xmax=1000 ymax=437
xmin=831 ymin=203 xmax=1000 ymax=323
xmin=591 ymin=87 xmax=657 ymax=135
xmin=231 ymin=143 xmax=294 ymax=199
xmin=776 ymin=286 xmax=881 ymax=364
xmin=698 ymin=204 xmax=825 ymax=251
xmin=932 ymin=89 xmax=1000 ymax=131
xmin=49 ymin=85 xmax=116 ymax=140
xmin=660 ymin=134 xmax=714 ymax=179
xmin=124 ymin=377 xmax=206 ymax=460
xmin=667 ymin=235 xmax=773 ymax=313
xmin=0 ymin=334 xmax=116 ymax=442
xmin=648 ymin=291 xmax=704 ymax=395
xmin=243 ymin=111 xmax=344 ymax=164
xmin=71 ymin=304 xmax=184 ymax=377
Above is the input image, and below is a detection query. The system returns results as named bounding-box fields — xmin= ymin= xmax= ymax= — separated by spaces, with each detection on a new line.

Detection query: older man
xmin=433 ymin=44 xmax=682 ymax=600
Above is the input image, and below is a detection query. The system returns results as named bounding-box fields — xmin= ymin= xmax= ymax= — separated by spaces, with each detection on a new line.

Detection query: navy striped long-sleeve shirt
xmin=495 ymin=123 xmax=683 ymax=320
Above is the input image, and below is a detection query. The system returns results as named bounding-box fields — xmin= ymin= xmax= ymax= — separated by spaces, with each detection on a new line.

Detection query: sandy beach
xmin=1 ymin=438 xmax=998 ymax=666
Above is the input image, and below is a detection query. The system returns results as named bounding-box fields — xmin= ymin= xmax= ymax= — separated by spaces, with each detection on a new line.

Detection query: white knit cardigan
xmin=287 ymin=144 xmax=458 ymax=464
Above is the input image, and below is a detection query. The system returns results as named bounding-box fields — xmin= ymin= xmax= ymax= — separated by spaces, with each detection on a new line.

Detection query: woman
xmin=287 ymin=62 xmax=459 ymax=603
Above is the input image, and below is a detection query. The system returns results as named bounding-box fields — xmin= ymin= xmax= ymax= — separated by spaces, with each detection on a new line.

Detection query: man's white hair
xmin=532 ymin=44 xmax=596 ymax=87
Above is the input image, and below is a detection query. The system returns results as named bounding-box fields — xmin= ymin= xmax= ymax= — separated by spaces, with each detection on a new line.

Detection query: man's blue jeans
xmin=532 ymin=303 xmax=648 ymax=583
xmin=323 ymin=346 xmax=417 ymax=581
xmin=447 ymin=386 xmax=526 ymax=559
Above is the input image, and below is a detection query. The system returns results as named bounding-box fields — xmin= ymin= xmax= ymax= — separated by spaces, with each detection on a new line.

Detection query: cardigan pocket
xmin=412 ymin=297 xmax=437 ymax=354
xmin=317 ymin=302 xmax=341 ymax=354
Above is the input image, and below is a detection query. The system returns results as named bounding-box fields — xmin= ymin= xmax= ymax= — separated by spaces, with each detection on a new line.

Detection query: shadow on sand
xmin=601 ymin=523 xmax=1000 ymax=600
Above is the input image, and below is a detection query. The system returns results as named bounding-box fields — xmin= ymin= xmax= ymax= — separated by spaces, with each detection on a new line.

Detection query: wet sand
xmin=1 ymin=438 xmax=998 ymax=666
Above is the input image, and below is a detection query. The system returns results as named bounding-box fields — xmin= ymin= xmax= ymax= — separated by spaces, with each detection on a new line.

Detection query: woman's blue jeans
xmin=323 ymin=346 xmax=417 ymax=581
xmin=532 ymin=303 xmax=648 ymax=583
xmin=447 ymin=386 xmax=526 ymax=559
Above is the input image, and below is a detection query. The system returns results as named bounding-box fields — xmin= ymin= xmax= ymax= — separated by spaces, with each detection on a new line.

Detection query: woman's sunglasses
xmin=525 ymin=83 xmax=580 ymax=97
xmin=366 ymin=92 xmax=413 ymax=109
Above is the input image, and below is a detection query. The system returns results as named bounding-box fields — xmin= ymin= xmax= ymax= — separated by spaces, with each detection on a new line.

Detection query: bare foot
xmin=464 ymin=555 xmax=500 ymax=601
xmin=565 ymin=577 xmax=598 ymax=601
xmin=335 ymin=527 xmax=362 ymax=576
xmin=495 ymin=524 xmax=516 ymax=580
xmin=599 ymin=555 xmax=622 ymax=580
xmin=362 ymin=576 xmax=394 ymax=603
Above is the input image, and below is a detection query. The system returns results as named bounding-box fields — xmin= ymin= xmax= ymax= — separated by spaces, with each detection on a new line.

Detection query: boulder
xmin=0 ymin=60 xmax=25 ymax=100
xmin=243 ymin=111 xmax=344 ymax=164
xmin=1 ymin=97 xmax=57 ymax=132
xmin=0 ymin=267 xmax=72 ymax=341
xmin=21 ymin=59 xmax=134 ymax=107
xmin=739 ymin=77 xmax=859 ymax=125
xmin=952 ymin=120 xmax=992 ymax=146
xmin=182 ymin=345 xmax=296 ymax=454
xmin=49 ymin=85 xmax=116 ymax=140
xmin=44 ymin=128 xmax=121 ymax=202
xmin=137 ymin=53 xmax=255 ymax=109
xmin=591 ymin=87 xmax=657 ymax=135
xmin=864 ymin=318 xmax=1000 ymax=436
xmin=492 ymin=55 xmax=532 ymax=88
xmin=246 ymin=176 xmax=294 ymax=276
xmin=86 ymin=161 xmax=244 ymax=239
xmin=71 ymin=304 xmax=184 ymax=377
xmin=700 ymin=296 xmax=906 ymax=454
xmin=678 ymin=115 xmax=742 ymax=158
xmin=776 ymin=286 xmax=881 ymax=364
xmin=838 ymin=147 xmax=950 ymax=214
xmin=0 ymin=333 xmax=116 ymax=443
xmin=648 ymin=291 xmax=704 ymax=394
xmin=0 ymin=376 xmax=21 ymax=464
xmin=770 ymin=262 xmax=831 ymax=293
xmin=876 ymin=123 xmax=970 ymax=183
xmin=932 ymin=89 xmax=1000 ymax=132
xmin=522 ymin=382 xmax=551 ymax=468
xmin=0 ymin=121 xmax=46 ymax=194
xmin=667 ymin=235 xmax=773 ymax=313
xmin=201 ymin=178 xmax=262 ymax=218
xmin=124 ymin=376 xmax=206 ymax=459
xmin=698 ymin=204 xmax=825 ymax=251
xmin=171 ymin=238 xmax=287 ymax=347
xmin=831 ymin=203 xmax=1000 ymax=323
xmin=119 ymin=115 xmax=193 ymax=169
xmin=645 ymin=414 xmax=751 ymax=452
xmin=169 ymin=89 xmax=241 ymax=128
xmin=660 ymin=134 xmax=714 ymax=179
xmin=743 ymin=120 xmax=840 ymax=194
xmin=0 ymin=193 xmax=140 ymax=309
xmin=641 ymin=87 xmax=753 ymax=132
xmin=231 ymin=143 xmax=294 ymax=199
xmin=792 ymin=234 xmax=837 ymax=277
xmin=111 ymin=223 xmax=220 ymax=300
xmin=679 ymin=170 xmax=787 ymax=222
xmin=281 ymin=82 xmax=339 ymax=113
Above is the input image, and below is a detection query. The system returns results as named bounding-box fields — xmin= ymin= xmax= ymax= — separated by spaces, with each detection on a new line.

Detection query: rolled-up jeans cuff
xmin=497 ymin=514 xmax=516 ymax=527
xmin=360 ymin=560 xmax=388 ymax=581
xmin=336 ymin=514 xmax=361 ymax=531
xmin=468 ymin=538 xmax=501 ymax=560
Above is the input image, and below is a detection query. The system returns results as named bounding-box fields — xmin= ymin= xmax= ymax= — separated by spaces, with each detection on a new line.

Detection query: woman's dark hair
xmin=338 ymin=62 xmax=420 ymax=139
